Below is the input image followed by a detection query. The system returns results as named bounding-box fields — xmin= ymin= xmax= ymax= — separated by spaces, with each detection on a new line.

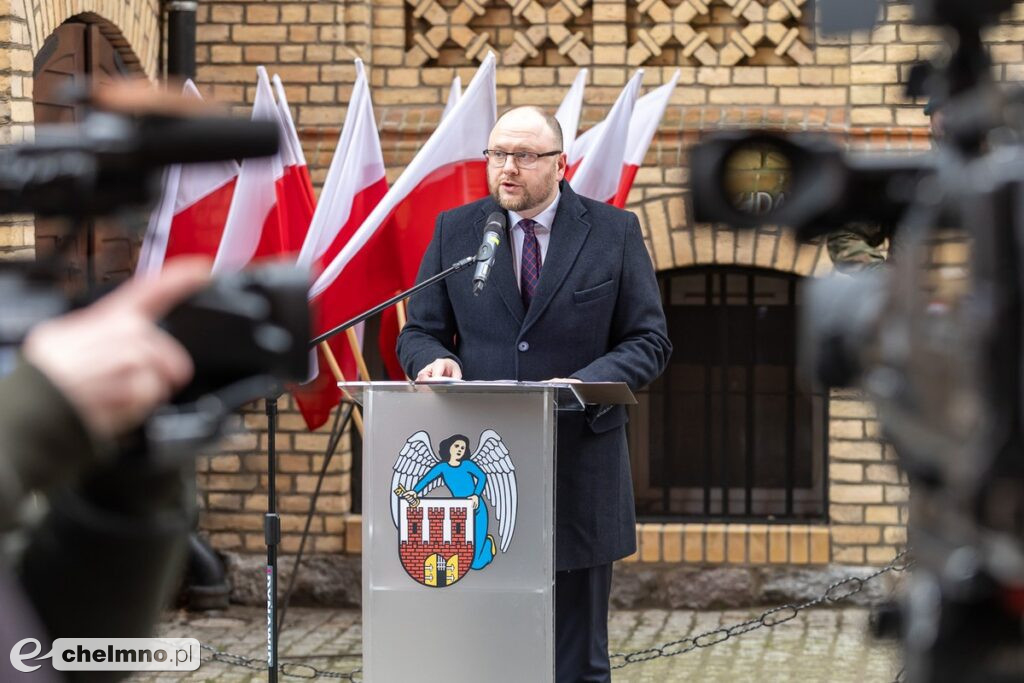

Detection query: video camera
xmin=691 ymin=1 xmax=1024 ymax=681
xmin=0 ymin=83 xmax=311 ymax=457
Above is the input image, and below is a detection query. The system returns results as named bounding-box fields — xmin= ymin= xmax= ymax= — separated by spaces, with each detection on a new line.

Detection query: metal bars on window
xmin=629 ymin=266 xmax=828 ymax=522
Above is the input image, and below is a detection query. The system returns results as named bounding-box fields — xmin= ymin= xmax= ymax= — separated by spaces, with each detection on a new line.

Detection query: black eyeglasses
xmin=482 ymin=149 xmax=562 ymax=169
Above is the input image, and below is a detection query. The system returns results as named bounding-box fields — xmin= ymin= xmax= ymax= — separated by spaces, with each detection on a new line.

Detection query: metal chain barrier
xmin=608 ymin=549 xmax=913 ymax=670
xmin=198 ymin=549 xmax=912 ymax=679
xmin=199 ymin=643 xmax=362 ymax=680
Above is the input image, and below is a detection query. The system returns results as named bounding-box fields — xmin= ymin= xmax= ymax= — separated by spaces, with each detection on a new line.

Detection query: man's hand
xmin=23 ymin=259 xmax=211 ymax=439
xmin=402 ymin=490 xmax=420 ymax=508
xmin=415 ymin=358 xmax=463 ymax=382
xmin=468 ymin=494 xmax=479 ymax=510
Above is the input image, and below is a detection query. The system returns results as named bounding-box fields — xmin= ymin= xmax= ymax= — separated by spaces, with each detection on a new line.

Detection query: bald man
xmin=398 ymin=106 xmax=671 ymax=681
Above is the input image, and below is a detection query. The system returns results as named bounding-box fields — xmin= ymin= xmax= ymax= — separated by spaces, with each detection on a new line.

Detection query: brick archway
xmin=1 ymin=2 xmax=158 ymax=138
xmin=23 ymin=2 xmax=157 ymax=77
xmin=633 ymin=193 xmax=830 ymax=278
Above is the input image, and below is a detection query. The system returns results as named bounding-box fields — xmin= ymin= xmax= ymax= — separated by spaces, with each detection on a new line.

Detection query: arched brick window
xmin=628 ymin=265 xmax=828 ymax=521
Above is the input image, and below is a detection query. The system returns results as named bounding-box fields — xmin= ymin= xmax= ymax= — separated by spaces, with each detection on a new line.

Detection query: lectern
xmin=342 ymin=380 xmax=634 ymax=683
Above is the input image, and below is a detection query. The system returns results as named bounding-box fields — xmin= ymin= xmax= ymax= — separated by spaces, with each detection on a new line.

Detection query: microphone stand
xmin=310 ymin=254 xmax=475 ymax=346
xmin=265 ymin=385 xmax=281 ymax=683
xmin=263 ymin=253 xmax=475 ymax=681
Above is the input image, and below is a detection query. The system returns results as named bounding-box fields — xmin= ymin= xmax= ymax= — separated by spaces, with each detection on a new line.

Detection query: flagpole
xmin=396 ymin=298 xmax=408 ymax=330
xmin=319 ymin=342 xmax=364 ymax=436
xmin=344 ymin=327 xmax=372 ymax=383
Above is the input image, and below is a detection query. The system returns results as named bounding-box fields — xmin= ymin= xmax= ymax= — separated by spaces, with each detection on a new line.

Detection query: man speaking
xmin=397 ymin=106 xmax=671 ymax=681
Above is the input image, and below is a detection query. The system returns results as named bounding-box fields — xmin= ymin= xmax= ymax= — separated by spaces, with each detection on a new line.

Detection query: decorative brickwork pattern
xmin=628 ymin=0 xmax=812 ymax=67
xmin=501 ymin=0 xmax=593 ymax=66
xmin=398 ymin=0 xmax=811 ymax=68
xmin=403 ymin=0 xmax=495 ymax=67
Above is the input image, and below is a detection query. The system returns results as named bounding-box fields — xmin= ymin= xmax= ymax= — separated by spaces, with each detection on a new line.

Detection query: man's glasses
xmin=483 ymin=149 xmax=562 ymax=169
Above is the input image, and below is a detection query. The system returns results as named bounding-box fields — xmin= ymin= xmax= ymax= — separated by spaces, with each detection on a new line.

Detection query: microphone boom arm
xmin=309 ymin=255 xmax=475 ymax=347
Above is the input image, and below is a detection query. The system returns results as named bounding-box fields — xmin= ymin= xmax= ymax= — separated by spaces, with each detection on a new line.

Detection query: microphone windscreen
xmin=485 ymin=211 xmax=506 ymax=233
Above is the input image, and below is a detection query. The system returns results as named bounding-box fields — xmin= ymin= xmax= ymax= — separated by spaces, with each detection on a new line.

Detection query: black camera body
xmin=0 ymin=102 xmax=311 ymax=456
xmin=161 ymin=264 xmax=311 ymax=404
xmin=0 ymin=111 xmax=278 ymax=217
xmin=693 ymin=2 xmax=1024 ymax=681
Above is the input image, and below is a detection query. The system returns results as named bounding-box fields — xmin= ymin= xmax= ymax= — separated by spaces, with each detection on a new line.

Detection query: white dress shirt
xmin=508 ymin=191 xmax=561 ymax=291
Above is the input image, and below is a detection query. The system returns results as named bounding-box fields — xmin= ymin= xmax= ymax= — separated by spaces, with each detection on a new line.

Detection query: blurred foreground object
xmin=692 ymin=1 xmax=1024 ymax=681
xmin=0 ymin=79 xmax=277 ymax=218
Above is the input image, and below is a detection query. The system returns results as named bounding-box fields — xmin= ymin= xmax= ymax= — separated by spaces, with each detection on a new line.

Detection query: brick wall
xmin=198 ymin=399 xmax=352 ymax=554
xmin=185 ymin=0 xmax=1024 ymax=566
xmin=0 ymin=1 xmax=1011 ymax=566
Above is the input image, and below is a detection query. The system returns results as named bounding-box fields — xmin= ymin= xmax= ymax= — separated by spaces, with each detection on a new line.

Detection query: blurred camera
xmin=690 ymin=132 xmax=934 ymax=239
xmin=0 ymin=85 xmax=310 ymax=454
xmin=691 ymin=2 xmax=1024 ymax=681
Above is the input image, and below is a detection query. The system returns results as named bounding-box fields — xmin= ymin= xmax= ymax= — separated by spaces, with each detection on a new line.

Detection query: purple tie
xmin=519 ymin=218 xmax=541 ymax=308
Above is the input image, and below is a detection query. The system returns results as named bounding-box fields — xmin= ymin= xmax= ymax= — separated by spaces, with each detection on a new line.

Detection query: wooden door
xmin=33 ymin=21 xmax=138 ymax=291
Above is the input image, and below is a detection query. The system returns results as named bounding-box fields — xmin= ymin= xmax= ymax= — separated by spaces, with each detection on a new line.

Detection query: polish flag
xmin=441 ymin=75 xmax=461 ymax=121
xmin=555 ymin=69 xmax=587 ymax=160
xmin=136 ymin=81 xmax=238 ymax=276
xmin=212 ymin=66 xmax=290 ymax=274
xmin=566 ymin=69 xmax=643 ymax=203
xmin=291 ymin=59 xmax=389 ymax=430
xmin=273 ymin=74 xmax=318 ymax=219
xmin=611 ymin=70 xmax=680 ymax=208
xmin=309 ymin=53 xmax=497 ymax=379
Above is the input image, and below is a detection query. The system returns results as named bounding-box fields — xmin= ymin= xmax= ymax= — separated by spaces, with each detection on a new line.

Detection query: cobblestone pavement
xmin=128 ymin=605 xmax=900 ymax=682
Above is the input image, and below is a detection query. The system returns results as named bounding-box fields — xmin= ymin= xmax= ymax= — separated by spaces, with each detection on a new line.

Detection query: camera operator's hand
xmin=22 ymin=259 xmax=210 ymax=439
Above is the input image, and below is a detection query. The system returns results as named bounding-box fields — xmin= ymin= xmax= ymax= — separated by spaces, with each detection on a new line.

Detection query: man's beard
xmin=489 ymin=166 xmax=557 ymax=213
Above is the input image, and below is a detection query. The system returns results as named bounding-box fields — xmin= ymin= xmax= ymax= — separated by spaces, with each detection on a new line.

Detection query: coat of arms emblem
xmin=390 ymin=430 xmax=518 ymax=587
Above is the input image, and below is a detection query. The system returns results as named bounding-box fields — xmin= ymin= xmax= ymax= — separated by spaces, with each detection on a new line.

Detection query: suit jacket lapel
xmin=522 ymin=182 xmax=590 ymax=332
xmin=477 ymin=201 xmax=525 ymax=324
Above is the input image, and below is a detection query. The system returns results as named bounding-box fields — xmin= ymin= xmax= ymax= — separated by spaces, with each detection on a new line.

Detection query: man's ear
xmin=556 ymin=152 xmax=567 ymax=181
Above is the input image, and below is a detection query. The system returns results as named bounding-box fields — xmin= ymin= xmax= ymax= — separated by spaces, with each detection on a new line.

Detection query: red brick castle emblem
xmin=395 ymin=497 xmax=475 ymax=587
xmin=390 ymin=430 xmax=519 ymax=589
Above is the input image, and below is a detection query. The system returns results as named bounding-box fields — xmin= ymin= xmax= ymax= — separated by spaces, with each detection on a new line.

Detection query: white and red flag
xmin=273 ymin=74 xmax=317 ymax=221
xmin=611 ymin=70 xmax=680 ymax=208
xmin=212 ymin=66 xmax=290 ymax=274
xmin=291 ymin=59 xmax=389 ymax=429
xmin=566 ymin=69 xmax=643 ymax=203
xmin=555 ymin=68 xmax=587 ymax=161
xmin=441 ymin=75 xmax=461 ymax=121
xmin=136 ymin=81 xmax=238 ymax=276
xmin=308 ymin=52 xmax=497 ymax=380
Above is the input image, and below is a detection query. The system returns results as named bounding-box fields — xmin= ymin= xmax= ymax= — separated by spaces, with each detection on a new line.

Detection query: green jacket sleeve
xmin=0 ymin=359 xmax=108 ymax=529
xmin=826 ymin=224 xmax=888 ymax=274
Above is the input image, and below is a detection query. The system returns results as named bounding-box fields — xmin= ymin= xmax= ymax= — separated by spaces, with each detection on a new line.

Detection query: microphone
xmin=473 ymin=212 xmax=505 ymax=295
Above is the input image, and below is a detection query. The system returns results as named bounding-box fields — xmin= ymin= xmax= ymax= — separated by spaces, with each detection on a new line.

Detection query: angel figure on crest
xmin=392 ymin=430 xmax=518 ymax=571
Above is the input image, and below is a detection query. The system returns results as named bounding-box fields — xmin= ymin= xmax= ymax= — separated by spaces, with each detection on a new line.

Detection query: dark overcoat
xmin=397 ymin=181 xmax=671 ymax=571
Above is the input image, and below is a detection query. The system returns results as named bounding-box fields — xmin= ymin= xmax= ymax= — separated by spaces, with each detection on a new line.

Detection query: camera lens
xmin=722 ymin=142 xmax=793 ymax=219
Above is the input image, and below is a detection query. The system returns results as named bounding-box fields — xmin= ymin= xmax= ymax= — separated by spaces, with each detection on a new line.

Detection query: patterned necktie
xmin=519 ymin=218 xmax=541 ymax=308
